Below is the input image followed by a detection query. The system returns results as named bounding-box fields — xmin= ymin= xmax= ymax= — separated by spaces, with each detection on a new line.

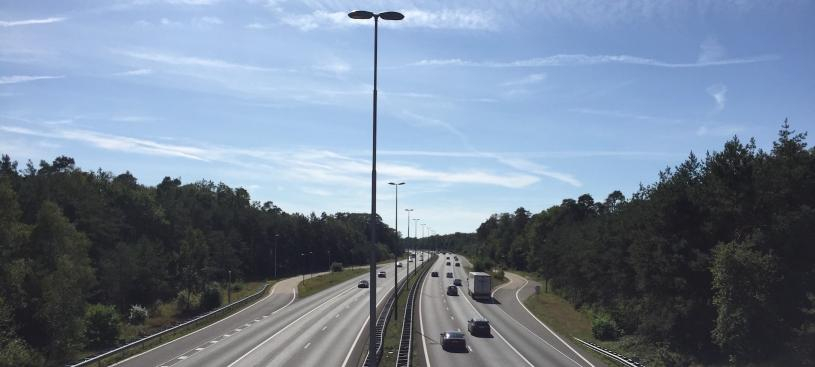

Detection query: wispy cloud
xmin=245 ymin=22 xmax=268 ymax=29
xmin=570 ymin=108 xmax=683 ymax=125
xmin=698 ymin=37 xmax=726 ymax=63
xmin=166 ymin=0 xmax=219 ymax=5
xmin=116 ymin=50 xmax=282 ymax=72
xmin=0 ymin=125 xmax=207 ymax=160
xmin=502 ymin=73 xmax=546 ymax=86
xmin=0 ymin=17 xmax=66 ymax=27
xmin=411 ymin=53 xmax=778 ymax=68
xmin=696 ymin=124 xmax=743 ymax=137
xmin=706 ymin=83 xmax=727 ymax=111
xmin=0 ymin=75 xmax=64 ymax=85
xmin=281 ymin=9 xmax=497 ymax=31
xmin=114 ymin=68 xmax=153 ymax=76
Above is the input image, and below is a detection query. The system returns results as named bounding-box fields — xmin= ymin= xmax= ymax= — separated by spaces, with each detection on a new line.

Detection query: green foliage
xmin=330 ymin=262 xmax=343 ymax=272
xmin=711 ymin=240 xmax=782 ymax=362
xmin=128 ymin=305 xmax=148 ymax=325
xmin=199 ymin=283 xmax=222 ymax=312
xmin=470 ymin=257 xmax=494 ymax=272
xmin=447 ymin=120 xmax=815 ymax=365
xmin=84 ymin=304 xmax=121 ymax=349
xmin=176 ymin=291 xmax=200 ymax=313
xmin=591 ymin=313 xmax=620 ymax=341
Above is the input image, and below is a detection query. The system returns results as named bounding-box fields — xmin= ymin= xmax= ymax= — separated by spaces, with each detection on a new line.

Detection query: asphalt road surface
xmin=418 ymin=254 xmax=606 ymax=367
xmin=115 ymin=261 xmax=411 ymax=367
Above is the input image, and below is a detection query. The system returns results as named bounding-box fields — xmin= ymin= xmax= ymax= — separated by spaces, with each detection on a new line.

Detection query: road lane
xmin=419 ymin=255 xmax=530 ymax=367
xmin=165 ymin=263 xmax=407 ymax=367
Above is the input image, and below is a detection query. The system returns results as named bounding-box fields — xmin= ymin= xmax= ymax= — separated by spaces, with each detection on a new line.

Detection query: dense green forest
xmin=0 ymin=156 xmax=400 ymax=366
xmin=424 ymin=121 xmax=815 ymax=365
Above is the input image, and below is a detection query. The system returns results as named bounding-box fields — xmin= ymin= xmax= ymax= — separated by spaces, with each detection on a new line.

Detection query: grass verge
xmin=297 ymin=268 xmax=367 ymax=299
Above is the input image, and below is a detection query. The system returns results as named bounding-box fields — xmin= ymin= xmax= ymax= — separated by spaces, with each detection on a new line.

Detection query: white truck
xmin=467 ymin=272 xmax=492 ymax=300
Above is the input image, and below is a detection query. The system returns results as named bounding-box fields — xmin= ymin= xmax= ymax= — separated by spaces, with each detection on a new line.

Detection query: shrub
xmin=128 ymin=304 xmax=149 ymax=325
xmin=592 ymin=313 xmax=620 ymax=341
xmin=199 ymin=283 xmax=222 ymax=311
xmin=491 ymin=268 xmax=505 ymax=281
xmin=331 ymin=262 xmax=344 ymax=272
xmin=84 ymin=304 xmax=121 ymax=349
xmin=176 ymin=291 xmax=200 ymax=313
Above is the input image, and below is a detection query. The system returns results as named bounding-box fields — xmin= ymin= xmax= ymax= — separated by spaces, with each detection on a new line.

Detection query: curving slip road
xmin=114 ymin=262 xmax=411 ymax=367
xmin=418 ymin=254 xmax=607 ymax=367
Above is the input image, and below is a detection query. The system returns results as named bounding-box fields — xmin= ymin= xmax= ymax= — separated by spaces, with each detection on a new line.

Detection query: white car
xmin=377 ymin=271 xmax=386 ymax=278
xmin=397 ymin=262 xmax=403 ymax=267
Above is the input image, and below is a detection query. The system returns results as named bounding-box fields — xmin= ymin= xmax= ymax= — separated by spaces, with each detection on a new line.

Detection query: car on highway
xmin=431 ymin=271 xmax=439 ymax=277
xmin=446 ymin=256 xmax=450 ymax=259
xmin=397 ymin=262 xmax=403 ymax=267
xmin=446 ymin=285 xmax=459 ymax=295
xmin=440 ymin=331 xmax=466 ymax=351
xmin=358 ymin=280 xmax=369 ymax=288
xmin=467 ymin=318 xmax=491 ymax=336
xmin=446 ymin=261 xmax=451 ymax=266
xmin=446 ymin=272 xmax=453 ymax=278
xmin=377 ymin=271 xmax=386 ymax=278
xmin=453 ymin=278 xmax=462 ymax=286
xmin=454 ymin=256 xmax=458 ymax=260
xmin=455 ymin=262 xmax=460 ymax=267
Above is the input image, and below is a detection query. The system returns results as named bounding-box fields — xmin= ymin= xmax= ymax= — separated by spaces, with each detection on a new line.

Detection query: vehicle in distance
xmin=446 ymin=285 xmax=458 ymax=295
xmin=440 ymin=331 xmax=466 ymax=351
xmin=455 ymin=262 xmax=460 ymax=267
xmin=454 ymin=256 xmax=458 ymax=260
xmin=408 ymin=258 xmax=413 ymax=262
xmin=467 ymin=318 xmax=490 ymax=336
xmin=446 ymin=272 xmax=453 ymax=278
xmin=431 ymin=271 xmax=439 ymax=277
xmin=397 ymin=262 xmax=403 ymax=267
xmin=358 ymin=280 xmax=369 ymax=288
xmin=378 ymin=271 xmax=386 ymax=278
xmin=453 ymin=278 xmax=462 ymax=286
xmin=468 ymin=272 xmax=492 ymax=300
xmin=446 ymin=261 xmax=451 ymax=266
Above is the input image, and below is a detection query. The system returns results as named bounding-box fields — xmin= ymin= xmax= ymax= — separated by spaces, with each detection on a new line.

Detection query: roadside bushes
xmin=128 ymin=304 xmax=148 ymax=325
xmin=331 ymin=262 xmax=344 ymax=272
xmin=592 ymin=312 xmax=620 ymax=340
xmin=84 ymin=304 xmax=121 ymax=349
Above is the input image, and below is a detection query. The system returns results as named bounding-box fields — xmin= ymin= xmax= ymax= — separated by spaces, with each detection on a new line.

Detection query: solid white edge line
xmin=159 ymin=285 xmax=299 ymax=367
xmin=111 ymin=282 xmax=280 ymax=366
xmin=514 ymin=275 xmax=596 ymax=367
xmin=227 ymin=286 xmax=354 ymax=367
xmin=459 ymin=266 xmax=533 ymax=367
xmin=340 ymin=265 xmax=403 ymax=367
xmin=490 ymin=274 xmax=515 ymax=299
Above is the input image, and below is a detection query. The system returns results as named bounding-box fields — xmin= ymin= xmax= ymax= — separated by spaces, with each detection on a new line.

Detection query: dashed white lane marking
xmin=450 ymin=316 xmax=454 ymax=320
xmin=234 ymin=328 xmax=241 ymax=332
xmin=467 ymin=345 xmax=473 ymax=352
xmin=321 ymin=326 xmax=328 ymax=331
xmin=209 ymin=340 xmax=218 ymax=344
xmin=224 ymin=334 xmax=232 ymax=337
xmin=244 ymin=323 xmax=251 ymax=327
xmin=304 ymin=342 xmax=311 ymax=349
xmin=254 ymin=319 xmax=260 ymax=322
xmin=262 ymin=315 xmax=268 ymax=318
xmin=335 ymin=313 xmax=340 ymax=318
xmin=195 ymin=347 xmax=204 ymax=351
xmin=178 ymin=356 xmax=188 ymax=360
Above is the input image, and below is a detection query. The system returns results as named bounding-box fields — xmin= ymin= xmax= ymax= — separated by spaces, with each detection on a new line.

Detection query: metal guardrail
xmin=363 ymin=274 xmax=409 ymax=366
xmin=395 ymin=255 xmax=434 ymax=366
xmin=70 ymin=282 xmax=271 ymax=367
xmin=573 ymin=337 xmax=644 ymax=367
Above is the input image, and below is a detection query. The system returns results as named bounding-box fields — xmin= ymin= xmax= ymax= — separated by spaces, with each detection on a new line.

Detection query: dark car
xmin=455 ymin=262 xmax=460 ymax=267
xmin=440 ymin=331 xmax=466 ymax=351
xmin=446 ymin=285 xmax=458 ymax=296
xmin=431 ymin=271 xmax=439 ymax=277
xmin=446 ymin=272 xmax=453 ymax=278
xmin=358 ymin=280 xmax=369 ymax=288
xmin=467 ymin=318 xmax=490 ymax=336
xmin=446 ymin=261 xmax=451 ymax=266
xmin=453 ymin=278 xmax=462 ymax=286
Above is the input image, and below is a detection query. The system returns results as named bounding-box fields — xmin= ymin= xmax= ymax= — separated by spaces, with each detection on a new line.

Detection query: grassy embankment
xmin=297 ymin=268 xmax=368 ymax=299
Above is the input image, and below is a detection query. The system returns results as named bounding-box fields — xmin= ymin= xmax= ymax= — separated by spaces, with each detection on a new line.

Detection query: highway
xmin=114 ymin=261 xmax=411 ymax=367
xmin=418 ymin=254 xmax=607 ymax=367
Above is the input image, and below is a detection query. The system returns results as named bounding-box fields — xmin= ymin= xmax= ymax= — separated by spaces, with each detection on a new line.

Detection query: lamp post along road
xmin=405 ymin=208 xmax=413 ymax=277
xmin=348 ymin=9 xmax=404 ymax=367
xmin=389 ymin=182 xmax=404 ymax=320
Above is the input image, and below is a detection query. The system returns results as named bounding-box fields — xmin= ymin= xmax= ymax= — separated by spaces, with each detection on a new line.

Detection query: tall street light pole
xmin=300 ymin=251 xmax=312 ymax=283
xmin=405 ymin=208 xmax=413 ymax=276
xmin=388 ymin=182 xmax=404 ymax=320
xmin=413 ymin=219 xmax=420 ymax=251
xmin=348 ymin=10 xmax=404 ymax=367
xmin=274 ymin=234 xmax=279 ymax=279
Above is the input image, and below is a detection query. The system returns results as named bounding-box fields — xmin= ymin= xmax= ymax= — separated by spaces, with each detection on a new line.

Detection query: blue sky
xmin=1 ymin=0 xmax=813 ymax=234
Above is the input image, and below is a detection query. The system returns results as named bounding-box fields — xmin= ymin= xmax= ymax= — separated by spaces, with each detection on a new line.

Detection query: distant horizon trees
xmin=0 ymin=155 xmax=401 ymax=366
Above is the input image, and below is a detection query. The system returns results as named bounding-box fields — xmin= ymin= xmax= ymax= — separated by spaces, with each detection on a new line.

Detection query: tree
xmin=84 ymin=304 xmax=121 ymax=349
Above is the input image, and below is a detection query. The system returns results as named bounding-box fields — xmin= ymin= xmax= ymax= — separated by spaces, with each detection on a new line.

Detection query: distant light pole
xmin=328 ymin=250 xmax=332 ymax=271
xmin=300 ymin=251 xmax=312 ymax=283
xmin=413 ymin=219 xmax=420 ymax=251
xmin=348 ymin=9 xmax=404 ymax=367
xmin=274 ymin=234 xmax=280 ymax=279
xmin=421 ymin=223 xmax=426 ymax=239
xmin=227 ymin=270 xmax=232 ymax=304
xmin=405 ymin=208 xmax=413 ymax=276
xmin=388 ymin=182 xmax=404 ymax=320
